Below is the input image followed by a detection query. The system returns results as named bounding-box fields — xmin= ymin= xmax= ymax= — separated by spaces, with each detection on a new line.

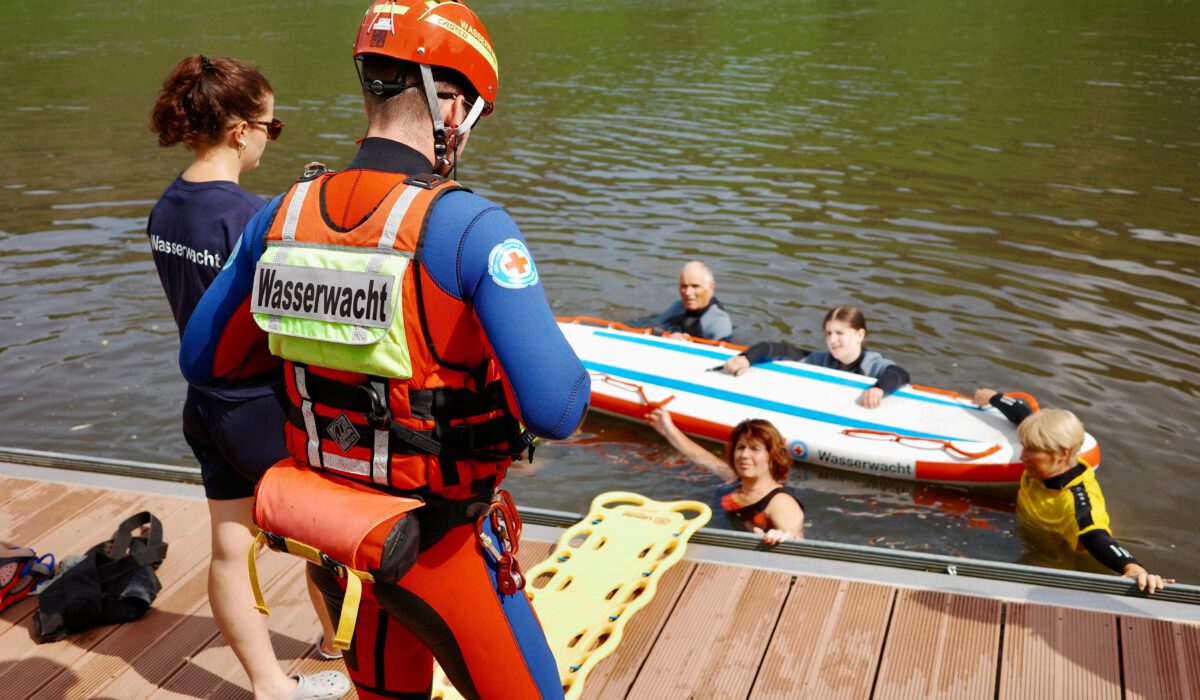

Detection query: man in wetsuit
xmin=180 ymin=2 xmax=589 ymax=697
xmin=635 ymin=260 xmax=734 ymax=341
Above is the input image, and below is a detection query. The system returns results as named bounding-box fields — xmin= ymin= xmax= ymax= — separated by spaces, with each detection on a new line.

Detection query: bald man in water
xmin=635 ymin=260 xmax=734 ymax=341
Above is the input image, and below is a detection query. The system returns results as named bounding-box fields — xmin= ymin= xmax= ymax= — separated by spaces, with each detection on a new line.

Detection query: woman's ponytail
xmin=149 ymin=54 xmax=272 ymax=149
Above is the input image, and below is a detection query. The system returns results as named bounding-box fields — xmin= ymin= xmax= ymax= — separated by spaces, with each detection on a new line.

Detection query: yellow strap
xmin=333 ymin=573 xmax=363 ymax=650
xmin=282 ymin=538 xmax=326 ymax=563
xmin=249 ymin=529 xmax=375 ymax=648
xmin=250 ymin=531 xmax=270 ymax=615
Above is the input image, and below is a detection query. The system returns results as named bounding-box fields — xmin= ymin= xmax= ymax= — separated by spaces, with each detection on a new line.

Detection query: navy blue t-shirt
xmin=148 ymin=175 xmax=275 ymax=400
xmin=147 ymin=175 xmax=266 ymax=334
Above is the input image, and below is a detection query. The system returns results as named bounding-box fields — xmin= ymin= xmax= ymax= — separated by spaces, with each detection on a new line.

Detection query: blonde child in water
xmin=723 ymin=305 xmax=909 ymax=409
xmin=975 ymin=390 xmax=1172 ymax=594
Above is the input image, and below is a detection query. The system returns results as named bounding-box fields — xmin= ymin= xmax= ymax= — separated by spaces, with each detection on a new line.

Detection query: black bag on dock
xmin=33 ymin=511 xmax=168 ymax=643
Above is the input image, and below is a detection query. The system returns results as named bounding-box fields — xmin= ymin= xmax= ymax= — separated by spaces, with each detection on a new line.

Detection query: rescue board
xmin=558 ymin=317 xmax=1101 ymax=486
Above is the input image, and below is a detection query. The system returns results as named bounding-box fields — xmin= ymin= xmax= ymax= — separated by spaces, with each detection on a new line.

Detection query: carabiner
xmin=489 ymin=490 xmax=522 ymax=557
xmin=474 ymin=493 xmax=526 ymax=595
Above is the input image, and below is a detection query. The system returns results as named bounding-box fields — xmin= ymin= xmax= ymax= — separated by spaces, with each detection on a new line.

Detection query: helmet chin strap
xmin=458 ymin=97 xmax=486 ymax=134
xmin=418 ymin=64 xmax=451 ymax=175
xmin=419 ymin=63 xmax=487 ymax=176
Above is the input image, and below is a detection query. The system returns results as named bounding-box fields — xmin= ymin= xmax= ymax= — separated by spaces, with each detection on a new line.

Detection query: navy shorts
xmin=182 ymin=384 xmax=289 ymax=500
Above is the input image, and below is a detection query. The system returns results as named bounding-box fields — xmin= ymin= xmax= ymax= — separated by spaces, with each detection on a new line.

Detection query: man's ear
xmin=441 ymin=94 xmax=466 ymax=130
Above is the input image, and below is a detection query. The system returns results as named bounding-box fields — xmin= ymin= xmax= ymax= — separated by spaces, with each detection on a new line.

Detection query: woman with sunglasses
xmin=148 ymin=55 xmax=349 ymax=700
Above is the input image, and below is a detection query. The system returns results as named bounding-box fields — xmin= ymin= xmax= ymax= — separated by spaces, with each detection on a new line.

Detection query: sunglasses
xmin=248 ymin=118 xmax=284 ymax=140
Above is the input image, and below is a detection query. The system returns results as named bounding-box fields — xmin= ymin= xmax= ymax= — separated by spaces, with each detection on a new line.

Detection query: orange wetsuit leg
xmin=310 ymin=517 xmax=561 ymax=700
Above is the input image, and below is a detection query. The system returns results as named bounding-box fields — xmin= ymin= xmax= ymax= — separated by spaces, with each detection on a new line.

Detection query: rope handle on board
xmin=590 ymin=372 xmax=675 ymax=415
xmin=897 ymin=385 xmax=1043 ymax=415
xmin=841 ymin=429 xmax=1002 ymax=459
xmin=910 ymin=383 xmax=973 ymax=402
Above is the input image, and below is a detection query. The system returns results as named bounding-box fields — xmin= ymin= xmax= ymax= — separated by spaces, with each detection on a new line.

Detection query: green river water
xmin=1 ymin=0 xmax=1197 ymax=582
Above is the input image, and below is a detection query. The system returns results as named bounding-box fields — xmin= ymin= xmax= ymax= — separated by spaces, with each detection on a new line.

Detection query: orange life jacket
xmin=260 ymin=170 xmax=529 ymax=502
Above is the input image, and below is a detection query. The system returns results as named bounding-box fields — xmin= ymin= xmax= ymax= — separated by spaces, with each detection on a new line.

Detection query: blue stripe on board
xmin=591 ymin=330 xmax=982 ymax=411
xmin=584 ymin=360 xmax=969 ymax=442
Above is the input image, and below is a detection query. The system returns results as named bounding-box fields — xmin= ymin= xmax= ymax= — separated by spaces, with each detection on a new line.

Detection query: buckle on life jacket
xmin=298 ymin=162 xmax=330 ymax=182
xmin=357 ymin=383 xmax=441 ymax=453
xmin=319 ymin=551 xmax=348 ymax=578
xmin=518 ymin=429 xmax=536 ymax=463
xmin=262 ymin=531 xmax=288 ymax=552
xmin=445 ymin=422 xmax=477 ymax=453
xmin=403 ymin=173 xmax=447 ymax=190
xmin=358 ymin=382 xmax=504 ymax=459
xmin=359 ymin=383 xmax=391 ymax=430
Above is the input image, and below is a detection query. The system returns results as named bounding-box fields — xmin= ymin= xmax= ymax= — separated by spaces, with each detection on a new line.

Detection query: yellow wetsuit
xmin=1016 ymin=460 xmax=1109 ymax=549
xmin=1016 ymin=460 xmax=1138 ymax=573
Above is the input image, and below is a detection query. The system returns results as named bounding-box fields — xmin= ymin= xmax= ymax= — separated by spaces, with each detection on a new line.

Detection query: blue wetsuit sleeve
xmin=179 ymin=195 xmax=283 ymax=385
xmin=424 ymin=192 xmax=589 ymax=439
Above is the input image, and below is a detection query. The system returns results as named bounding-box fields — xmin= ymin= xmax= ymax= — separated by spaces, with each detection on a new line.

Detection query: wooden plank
xmin=752 ymin=577 xmax=894 ymax=699
xmin=0 ymin=486 xmax=154 ymax=666
xmin=519 ymin=539 xmax=555 ymax=569
xmin=154 ymin=552 xmax=333 ymax=700
xmin=11 ymin=496 xmax=212 ymax=699
xmin=0 ymin=478 xmax=111 ymax=548
xmin=1123 ymin=616 xmax=1200 ymax=700
xmin=151 ymin=530 xmax=554 ymax=699
xmin=0 ymin=476 xmax=42 ymax=511
xmin=71 ymin=537 xmax=307 ymax=699
xmin=997 ymin=602 xmax=1120 ymax=700
xmin=583 ymin=562 xmax=695 ymax=700
xmin=625 ymin=563 xmax=791 ymax=699
xmin=874 ymin=589 xmax=1001 ymax=700
xmin=10 ymin=474 xmax=1200 ymax=700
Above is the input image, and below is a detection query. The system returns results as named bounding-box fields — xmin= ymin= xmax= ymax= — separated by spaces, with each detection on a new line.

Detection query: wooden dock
xmin=2 ymin=467 xmax=1198 ymax=699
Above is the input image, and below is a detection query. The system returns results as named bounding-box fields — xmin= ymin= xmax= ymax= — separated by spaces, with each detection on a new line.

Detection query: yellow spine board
xmin=431 ymin=491 xmax=710 ymax=700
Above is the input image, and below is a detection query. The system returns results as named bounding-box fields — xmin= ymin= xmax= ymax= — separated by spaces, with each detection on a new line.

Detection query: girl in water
xmin=647 ymin=410 xmax=805 ymax=545
xmin=723 ymin=304 xmax=910 ymax=409
xmin=148 ymin=55 xmax=347 ymax=700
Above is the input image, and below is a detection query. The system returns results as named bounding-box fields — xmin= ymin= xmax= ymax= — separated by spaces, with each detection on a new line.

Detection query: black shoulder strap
xmin=758 ymin=487 xmax=789 ymax=511
xmin=107 ymin=512 xmax=168 ymax=571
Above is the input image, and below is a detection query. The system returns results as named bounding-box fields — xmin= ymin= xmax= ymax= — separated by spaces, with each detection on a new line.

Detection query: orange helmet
xmin=353 ymin=1 xmax=498 ymax=115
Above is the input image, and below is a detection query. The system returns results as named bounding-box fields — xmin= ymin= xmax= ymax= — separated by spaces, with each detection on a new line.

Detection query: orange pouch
xmin=250 ymin=460 xmax=423 ymax=650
